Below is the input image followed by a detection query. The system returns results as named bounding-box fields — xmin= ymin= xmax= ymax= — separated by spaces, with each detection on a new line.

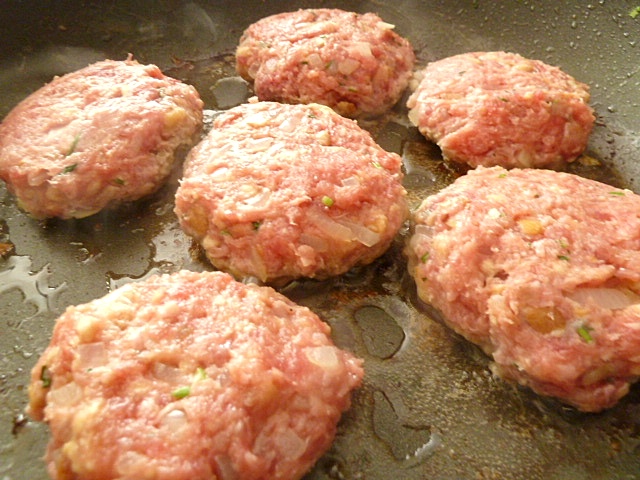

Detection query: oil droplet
xmin=211 ymin=76 xmax=250 ymax=109
xmin=372 ymin=389 xmax=437 ymax=464
xmin=354 ymin=305 xmax=405 ymax=359
xmin=0 ymin=256 xmax=67 ymax=319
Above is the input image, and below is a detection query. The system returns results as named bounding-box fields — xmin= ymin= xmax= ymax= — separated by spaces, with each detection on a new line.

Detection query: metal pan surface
xmin=1 ymin=1 xmax=639 ymax=479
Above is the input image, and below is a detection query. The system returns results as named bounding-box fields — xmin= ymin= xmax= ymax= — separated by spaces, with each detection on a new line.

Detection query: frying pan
xmin=1 ymin=1 xmax=639 ymax=479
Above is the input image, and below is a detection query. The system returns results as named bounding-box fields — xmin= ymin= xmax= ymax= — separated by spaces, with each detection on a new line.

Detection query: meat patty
xmin=0 ymin=57 xmax=203 ymax=219
xmin=406 ymin=166 xmax=640 ymax=412
xmin=174 ymin=101 xmax=408 ymax=284
xmin=406 ymin=51 xmax=595 ymax=169
xmin=27 ymin=270 xmax=364 ymax=480
xmin=236 ymin=8 xmax=415 ymax=117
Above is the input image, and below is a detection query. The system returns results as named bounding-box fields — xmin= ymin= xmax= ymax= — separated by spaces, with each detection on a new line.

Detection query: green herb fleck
xmin=630 ymin=6 xmax=640 ymax=18
xmin=321 ymin=195 xmax=334 ymax=207
xmin=577 ymin=325 xmax=594 ymax=343
xmin=195 ymin=367 xmax=207 ymax=381
xmin=609 ymin=191 xmax=625 ymax=196
xmin=252 ymin=221 xmax=262 ymax=231
xmin=498 ymin=173 xmax=507 ymax=178
xmin=112 ymin=178 xmax=125 ymax=186
xmin=558 ymin=239 xmax=570 ymax=251
xmin=171 ymin=386 xmax=191 ymax=399
xmin=421 ymin=252 xmax=430 ymax=263
xmin=557 ymin=255 xmax=570 ymax=261
xmin=66 ymin=133 xmax=81 ymax=156
xmin=40 ymin=366 xmax=52 ymax=388
xmin=371 ymin=160 xmax=382 ymax=169
xmin=307 ymin=112 xmax=317 ymax=119
xmin=221 ymin=229 xmax=231 ymax=236
xmin=61 ymin=163 xmax=78 ymax=174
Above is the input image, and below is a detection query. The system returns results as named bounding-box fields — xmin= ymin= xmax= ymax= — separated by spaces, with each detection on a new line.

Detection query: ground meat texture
xmin=406 ymin=51 xmax=595 ymax=169
xmin=27 ymin=270 xmax=364 ymax=480
xmin=406 ymin=166 xmax=640 ymax=412
xmin=174 ymin=101 xmax=408 ymax=284
xmin=0 ymin=58 xmax=203 ymax=219
xmin=235 ymin=8 xmax=415 ymax=117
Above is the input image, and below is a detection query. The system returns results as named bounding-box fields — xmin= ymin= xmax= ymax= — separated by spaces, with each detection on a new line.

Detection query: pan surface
xmin=1 ymin=1 xmax=639 ymax=479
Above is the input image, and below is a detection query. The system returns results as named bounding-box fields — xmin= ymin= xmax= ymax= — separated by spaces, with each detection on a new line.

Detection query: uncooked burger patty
xmin=174 ymin=101 xmax=408 ymax=283
xmin=0 ymin=58 xmax=203 ymax=219
xmin=236 ymin=8 xmax=415 ymax=117
xmin=406 ymin=51 xmax=595 ymax=169
xmin=27 ymin=270 xmax=364 ymax=480
xmin=406 ymin=166 xmax=640 ymax=412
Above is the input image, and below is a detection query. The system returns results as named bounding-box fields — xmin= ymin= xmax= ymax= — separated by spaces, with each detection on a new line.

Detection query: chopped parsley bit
xmin=66 ymin=133 xmax=81 ymax=156
xmin=195 ymin=367 xmax=207 ymax=380
xmin=252 ymin=221 xmax=262 ymax=231
xmin=499 ymin=97 xmax=509 ymax=102
xmin=558 ymin=239 xmax=570 ymax=251
xmin=498 ymin=173 xmax=507 ymax=178
xmin=557 ymin=255 xmax=570 ymax=261
xmin=61 ymin=163 xmax=78 ymax=174
xmin=630 ymin=6 xmax=640 ymax=18
xmin=420 ymin=252 xmax=430 ymax=263
xmin=112 ymin=178 xmax=125 ymax=186
xmin=371 ymin=160 xmax=382 ymax=169
xmin=307 ymin=112 xmax=317 ymax=119
xmin=576 ymin=325 xmax=594 ymax=343
xmin=609 ymin=191 xmax=625 ymax=196
xmin=321 ymin=195 xmax=334 ymax=207
xmin=171 ymin=386 xmax=191 ymax=399
xmin=40 ymin=366 xmax=52 ymax=388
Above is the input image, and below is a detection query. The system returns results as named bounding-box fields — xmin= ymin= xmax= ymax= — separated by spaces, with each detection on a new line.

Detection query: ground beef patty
xmin=236 ymin=8 xmax=415 ymax=117
xmin=174 ymin=101 xmax=407 ymax=284
xmin=27 ymin=270 xmax=363 ymax=480
xmin=406 ymin=51 xmax=595 ymax=169
xmin=406 ymin=166 xmax=640 ymax=412
xmin=0 ymin=57 xmax=203 ymax=219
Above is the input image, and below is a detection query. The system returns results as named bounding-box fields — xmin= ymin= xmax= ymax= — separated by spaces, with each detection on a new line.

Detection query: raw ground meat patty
xmin=0 ymin=57 xmax=203 ymax=219
xmin=406 ymin=51 xmax=595 ymax=169
xmin=235 ymin=8 xmax=415 ymax=117
xmin=174 ymin=101 xmax=408 ymax=284
xmin=27 ymin=270 xmax=364 ymax=480
xmin=406 ymin=166 xmax=640 ymax=412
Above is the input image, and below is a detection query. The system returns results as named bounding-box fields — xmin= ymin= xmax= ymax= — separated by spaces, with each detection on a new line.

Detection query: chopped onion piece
xmin=245 ymin=137 xmax=273 ymax=153
xmin=377 ymin=21 xmax=396 ymax=30
xmin=276 ymin=428 xmax=308 ymax=460
xmin=307 ymin=209 xmax=354 ymax=242
xmin=305 ymin=345 xmax=340 ymax=370
xmin=49 ymin=381 xmax=82 ymax=406
xmin=238 ymin=187 xmax=272 ymax=211
xmin=299 ymin=233 xmax=329 ymax=252
xmin=306 ymin=53 xmax=324 ymax=69
xmin=568 ymin=287 xmax=640 ymax=310
xmin=337 ymin=219 xmax=381 ymax=247
xmin=153 ymin=363 xmax=187 ymax=384
xmin=351 ymin=42 xmax=373 ymax=58
xmin=161 ymin=409 xmax=188 ymax=431
xmin=341 ymin=176 xmax=361 ymax=188
xmin=338 ymin=58 xmax=361 ymax=75
xmin=76 ymin=342 xmax=108 ymax=369
xmin=413 ymin=223 xmax=435 ymax=239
